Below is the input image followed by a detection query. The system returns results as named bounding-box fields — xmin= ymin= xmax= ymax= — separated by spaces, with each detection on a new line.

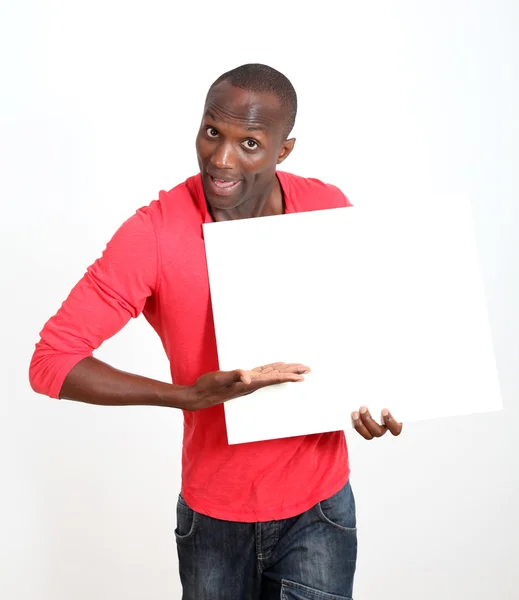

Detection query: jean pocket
xmin=281 ymin=579 xmax=352 ymax=600
xmin=316 ymin=482 xmax=357 ymax=532
xmin=175 ymin=494 xmax=198 ymax=543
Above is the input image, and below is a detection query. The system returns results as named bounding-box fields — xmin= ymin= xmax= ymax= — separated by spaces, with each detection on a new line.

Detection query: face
xmin=195 ymin=81 xmax=295 ymax=211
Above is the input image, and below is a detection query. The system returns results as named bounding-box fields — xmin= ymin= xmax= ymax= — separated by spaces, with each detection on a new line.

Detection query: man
xmin=30 ymin=63 xmax=402 ymax=599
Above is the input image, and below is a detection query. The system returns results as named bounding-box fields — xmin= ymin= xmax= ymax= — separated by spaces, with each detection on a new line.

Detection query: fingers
xmin=359 ymin=406 xmax=387 ymax=437
xmin=352 ymin=406 xmax=387 ymax=439
xmin=352 ymin=406 xmax=403 ymax=440
xmin=351 ymin=411 xmax=374 ymax=440
xmin=251 ymin=362 xmax=285 ymax=373
xmin=230 ymin=365 xmax=307 ymax=391
xmin=381 ymin=409 xmax=403 ymax=436
xmin=277 ymin=363 xmax=311 ymax=375
xmin=250 ymin=363 xmax=309 ymax=385
xmin=252 ymin=362 xmax=311 ymax=376
xmin=252 ymin=371 xmax=306 ymax=386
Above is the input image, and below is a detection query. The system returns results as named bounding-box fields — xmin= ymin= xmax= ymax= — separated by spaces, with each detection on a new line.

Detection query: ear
xmin=277 ymin=138 xmax=296 ymax=165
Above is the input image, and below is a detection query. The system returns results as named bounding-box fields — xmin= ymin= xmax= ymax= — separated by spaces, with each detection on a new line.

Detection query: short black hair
xmin=208 ymin=63 xmax=297 ymax=138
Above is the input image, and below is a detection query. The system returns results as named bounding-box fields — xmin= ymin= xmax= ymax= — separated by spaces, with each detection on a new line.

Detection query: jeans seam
xmin=281 ymin=578 xmax=352 ymax=600
xmin=175 ymin=498 xmax=199 ymax=543
xmin=315 ymin=503 xmax=357 ymax=533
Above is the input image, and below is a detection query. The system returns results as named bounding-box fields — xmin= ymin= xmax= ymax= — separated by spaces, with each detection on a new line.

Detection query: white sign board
xmin=203 ymin=195 xmax=502 ymax=445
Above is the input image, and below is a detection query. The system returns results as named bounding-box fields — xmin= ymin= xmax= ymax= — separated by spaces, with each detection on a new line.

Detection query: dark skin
xmin=58 ymin=81 xmax=402 ymax=438
xmin=195 ymin=81 xmax=294 ymax=221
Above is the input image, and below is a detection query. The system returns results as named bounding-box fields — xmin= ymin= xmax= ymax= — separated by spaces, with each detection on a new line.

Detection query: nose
xmin=210 ymin=142 xmax=236 ymax=170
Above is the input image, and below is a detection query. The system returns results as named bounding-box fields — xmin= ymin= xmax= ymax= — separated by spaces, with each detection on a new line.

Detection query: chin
xmin=202 ymin=178 xmax=246 ymax=211
xmin=206 ymin=194 xmax=244 ymax=211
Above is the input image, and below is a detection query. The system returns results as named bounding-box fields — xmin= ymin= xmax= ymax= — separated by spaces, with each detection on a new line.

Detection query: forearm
xmin=59 ymin=356 xmax=192 ymax=409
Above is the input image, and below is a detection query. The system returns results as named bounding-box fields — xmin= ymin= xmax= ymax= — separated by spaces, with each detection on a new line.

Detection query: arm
xmin=58 ymin=357 xmax=308 ymax=411
xmin=29 ymin=207 xmax=308 ymax=411
xmin=58 ymin=356 xmax=192 ymax=408
xmin=28 ymin=206 xmax=168 ymax=404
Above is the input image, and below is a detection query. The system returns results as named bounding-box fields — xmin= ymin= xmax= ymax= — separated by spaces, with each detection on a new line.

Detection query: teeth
xmin=212 ymin=177 xmax=238 ymax=189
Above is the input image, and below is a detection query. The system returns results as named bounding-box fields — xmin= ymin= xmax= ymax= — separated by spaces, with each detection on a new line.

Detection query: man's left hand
xmin=351 ymin=406 xmax=403 ymax=440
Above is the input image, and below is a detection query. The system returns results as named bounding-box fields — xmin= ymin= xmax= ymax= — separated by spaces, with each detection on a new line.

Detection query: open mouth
xmin=211 ymin=176 xmax=240 ymax=189
xmin=208 ymin=175 xmax=242 ymax=195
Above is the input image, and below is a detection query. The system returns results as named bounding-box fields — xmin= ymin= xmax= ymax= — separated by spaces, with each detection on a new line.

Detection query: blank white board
xmin=203 ymin=194 xmax=503 ymax=445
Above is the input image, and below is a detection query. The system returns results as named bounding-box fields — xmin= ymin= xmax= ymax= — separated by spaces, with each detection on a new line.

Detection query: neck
xmin=210 ymin=176 xmax=284 ymax=222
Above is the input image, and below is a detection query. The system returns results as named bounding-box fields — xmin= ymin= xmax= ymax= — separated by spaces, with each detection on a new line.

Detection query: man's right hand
xmin=57 ymin=357 xmax=309 ymax=412
xmin=185 ymin=362 xmax=311 ymax=411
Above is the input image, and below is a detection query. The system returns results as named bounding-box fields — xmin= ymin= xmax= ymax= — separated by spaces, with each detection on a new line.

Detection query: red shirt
xmin=29 ymin=171 xmax=352 ymax=522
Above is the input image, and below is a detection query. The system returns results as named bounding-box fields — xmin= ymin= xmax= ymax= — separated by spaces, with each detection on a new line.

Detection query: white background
xmin=1 ymin=0 xmax=518 ymax=598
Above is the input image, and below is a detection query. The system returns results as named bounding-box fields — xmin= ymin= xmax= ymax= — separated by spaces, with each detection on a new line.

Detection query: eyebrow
xmin=206 ymin=110 xmax=268 ymax=133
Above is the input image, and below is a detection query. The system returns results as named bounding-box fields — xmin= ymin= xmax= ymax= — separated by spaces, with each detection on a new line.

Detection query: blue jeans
xmin=175 ymin=481 xmax=357 ymax=599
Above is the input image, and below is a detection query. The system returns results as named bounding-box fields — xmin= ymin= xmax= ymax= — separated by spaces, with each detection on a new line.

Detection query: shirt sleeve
xmin=29 ymin=206 xmax=159 ymax=399
xmin=326 ymin=183 xmax=353 ymax=207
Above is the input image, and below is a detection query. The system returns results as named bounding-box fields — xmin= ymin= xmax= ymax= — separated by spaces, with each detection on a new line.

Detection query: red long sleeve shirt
xmin=29 ymin=171 xmax=351 ymax=522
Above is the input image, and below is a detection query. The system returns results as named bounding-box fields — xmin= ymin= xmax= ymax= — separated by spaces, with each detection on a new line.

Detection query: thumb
xmin=236 ymin=369 xmax=251 ymax=385
xmin=214 ymin=369 xmax=250 ymax=386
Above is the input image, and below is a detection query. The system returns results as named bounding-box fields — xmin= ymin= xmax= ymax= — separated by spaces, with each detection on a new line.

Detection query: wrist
xmin=164 ymin=383 xmax=196 ymax=410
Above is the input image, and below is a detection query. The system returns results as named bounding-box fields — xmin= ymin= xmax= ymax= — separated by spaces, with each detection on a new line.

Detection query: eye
xmin=242 ymin=139 xmax=259 ymax=150
xmin=206 ymin=126 xmax=218 ymax=138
